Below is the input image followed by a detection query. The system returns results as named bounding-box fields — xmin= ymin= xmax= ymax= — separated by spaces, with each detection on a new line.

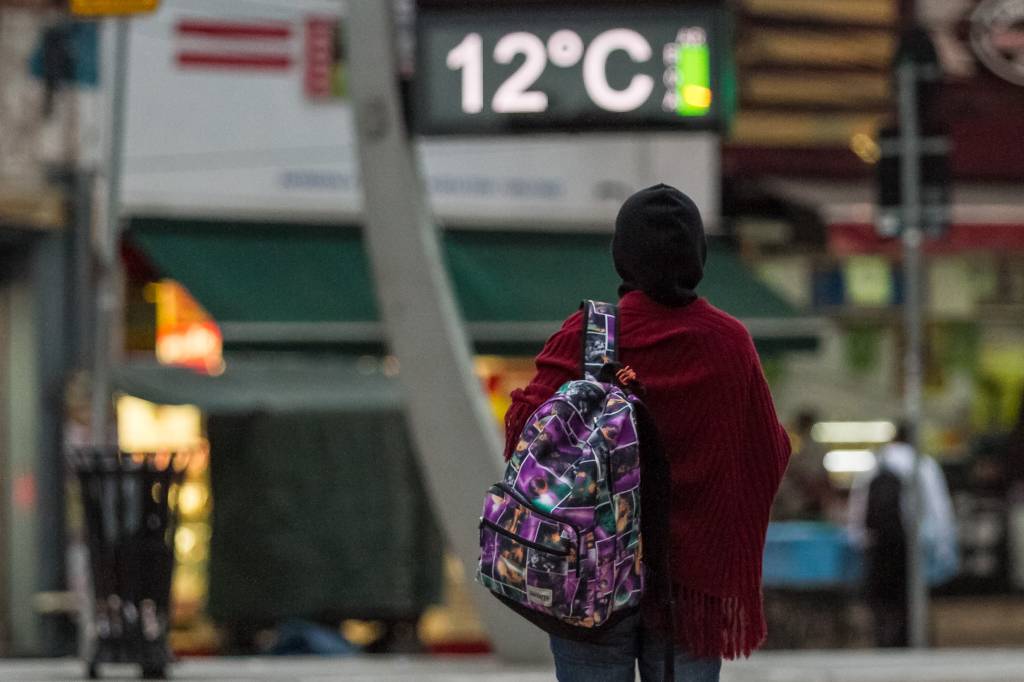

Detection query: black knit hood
xmin=612 ymin=183 xmax=707 ymax=307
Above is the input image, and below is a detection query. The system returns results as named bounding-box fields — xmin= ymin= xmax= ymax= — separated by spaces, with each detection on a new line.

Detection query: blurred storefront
xmin=722 ymin=0 xmax=1024 ymax=615
xmin=0 ymin=0 xmax=86 ymax=657
xmin=88 ymin=1 xmax=824 ymax=655
xmin=111 ymin=221 xmax=818 ymax=653
xmin=0 ymin=191 xmax=73 ymax=658
xmin=49 ymin=0 xmax=1022 ymax=655
xmin=114 ymin=273 xmax=447 ymax=654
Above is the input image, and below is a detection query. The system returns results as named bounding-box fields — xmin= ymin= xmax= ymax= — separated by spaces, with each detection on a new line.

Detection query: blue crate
xmin=762 ymin=521 xmax=863 ymax=588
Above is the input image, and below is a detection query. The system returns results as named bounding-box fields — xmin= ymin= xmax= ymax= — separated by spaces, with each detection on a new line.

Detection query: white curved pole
xmin=346 ymin=1 xmax=549 ymax=662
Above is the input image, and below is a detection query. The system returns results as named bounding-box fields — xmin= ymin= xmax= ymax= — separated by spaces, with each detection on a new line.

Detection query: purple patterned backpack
xmin=477 ymin=300 xmax=651 ymax=636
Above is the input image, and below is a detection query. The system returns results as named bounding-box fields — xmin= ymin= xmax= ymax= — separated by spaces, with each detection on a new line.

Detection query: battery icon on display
xmin=675 ymin=31 xmax=711 ymax=117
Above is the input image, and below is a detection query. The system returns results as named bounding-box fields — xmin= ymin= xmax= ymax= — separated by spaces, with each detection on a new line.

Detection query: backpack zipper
xmin=490 ymin=484 xmax=587 ymax=577
xmin=479 ymin=518 xmax=572 ymax=556
xmin=494 ymin=483 xmax=590 ymax=534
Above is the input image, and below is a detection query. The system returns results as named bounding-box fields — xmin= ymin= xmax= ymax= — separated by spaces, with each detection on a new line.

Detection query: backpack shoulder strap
xmin=580 ymin=299 xmax=619 ymax=380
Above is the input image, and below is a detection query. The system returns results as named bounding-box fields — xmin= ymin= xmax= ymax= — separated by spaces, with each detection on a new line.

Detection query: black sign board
xmin=412 ymin=1 xmax=730 ymax=134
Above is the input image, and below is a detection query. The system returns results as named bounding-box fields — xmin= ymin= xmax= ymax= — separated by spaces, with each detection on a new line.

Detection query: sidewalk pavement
xmin=1 ymin=650 xmax=1023 ymax=681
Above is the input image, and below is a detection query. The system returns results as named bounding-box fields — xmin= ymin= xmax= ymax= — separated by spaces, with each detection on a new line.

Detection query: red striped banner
xmin=305 ymin=17 xmax=335 ymax=98
xmin=177 ymin=19 xmax=291 ymax=39
xmin=175 ymin=18 xmax=294 ymax=71
xmin=176 ymin=53 xmax=292 ymax=69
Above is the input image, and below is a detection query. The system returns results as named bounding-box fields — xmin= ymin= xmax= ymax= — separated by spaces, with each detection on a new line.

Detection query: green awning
xmin=112 ymin=355 xmax=402 ymax=413
xmin=127 ymin=217 xmax=820 ymax=355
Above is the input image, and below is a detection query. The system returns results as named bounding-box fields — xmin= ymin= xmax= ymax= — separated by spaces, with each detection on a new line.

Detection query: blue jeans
xmin=549 ymin=613 xmax=721 ymax=682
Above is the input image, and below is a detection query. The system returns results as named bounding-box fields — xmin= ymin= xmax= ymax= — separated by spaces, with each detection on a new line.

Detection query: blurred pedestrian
xmin=771 ymin=410 xmax=833 ymax=521
xmin=503 ymin=184 xmax=791 ymax=681
xmin=1003 ymin=388 xmax=1024 ymax=490
xmin=846 ymin=422 xmax=958 ymax=647
xmin=1004 ymin=390 xmax=1024 ymax=591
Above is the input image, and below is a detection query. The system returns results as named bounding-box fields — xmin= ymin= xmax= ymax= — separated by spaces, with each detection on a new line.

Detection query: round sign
xmin=970 ymin=0 xmax=1024 ymax=86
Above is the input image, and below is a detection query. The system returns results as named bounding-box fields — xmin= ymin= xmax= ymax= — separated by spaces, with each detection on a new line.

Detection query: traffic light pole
xmin=90 ymin=18 xmax=129 ymax=447
xmin=897 ymin=57 xmax=929 ymax=649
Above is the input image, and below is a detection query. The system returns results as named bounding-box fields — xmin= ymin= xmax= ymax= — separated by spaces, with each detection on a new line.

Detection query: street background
xmin=2 ymin=0 xmax=1024 ymax=677
xmin=5 ymin=650 xmax=1024 ymax=682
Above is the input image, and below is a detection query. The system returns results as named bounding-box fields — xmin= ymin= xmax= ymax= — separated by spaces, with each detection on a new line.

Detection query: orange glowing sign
xmin=152 ymin=280 xmax=224 ymax=375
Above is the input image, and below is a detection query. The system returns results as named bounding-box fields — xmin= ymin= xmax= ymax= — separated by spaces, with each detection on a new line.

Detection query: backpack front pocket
xmin=477 ymin=487 xmax=582 ymax=617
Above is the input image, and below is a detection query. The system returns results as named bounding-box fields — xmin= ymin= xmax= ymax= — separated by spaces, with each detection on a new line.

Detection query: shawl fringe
xmin=503 ymin=390 xmax=532 ymax=461
xmin=674 ymin=585 xmax=766 ymax=660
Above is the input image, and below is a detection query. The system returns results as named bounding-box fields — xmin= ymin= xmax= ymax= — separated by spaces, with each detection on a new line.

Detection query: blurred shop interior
xmin=2 ymin=0 xmax=1024 ymax=658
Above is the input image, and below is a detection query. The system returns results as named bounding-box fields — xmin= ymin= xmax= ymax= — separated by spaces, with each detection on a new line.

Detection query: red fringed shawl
xmin=503 ymin=291 xmax=791 ymax=659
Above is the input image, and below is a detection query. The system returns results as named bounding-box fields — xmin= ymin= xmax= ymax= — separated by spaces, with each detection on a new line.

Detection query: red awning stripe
xmin=176 ymin=20 xmax=292 ymax=40
xmin=176 ymin=53 xmax=293 ymax=70
xmin=830 ymin=222 xmax=1024 ymax=255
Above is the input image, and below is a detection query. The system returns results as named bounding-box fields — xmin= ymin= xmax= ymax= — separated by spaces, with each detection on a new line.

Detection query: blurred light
xmin=844 ymin=255 xmax=892 ymax=306
xmin=156 ymin=323 xmax=222 ymax=370
xmin=154 ymin=450 xmax=172 ymax=471
xmin=175 ymin=526 xmax=197 ymax=558
xmin=683 ymin=84 xmax=712 ymax=109
xmin=117 ymin=395 xmax=202 ymax=452
xmin=342 ymin=620 xmax=385 ymax=647
xmin=383 ymin=355 xmax=401 ymax=377
xmin=173 ymin=567 xmax=205 ymax=603
xmin=823 ymin=449 xmax=877 ymax=473
xmin=811 ymin=420 xmax=896 ymax=444
xmin=154 ymin=280 xmax=223 ymax=374
xmin=12 ymin=474 xmax=37 ymax=511
xmin=851 ymin=132 xmax=881 ymax=164
xmin=186 ymin=441 xmax=211 ymax=476
xmin=178 ymin=482 xmax=207 ymax=517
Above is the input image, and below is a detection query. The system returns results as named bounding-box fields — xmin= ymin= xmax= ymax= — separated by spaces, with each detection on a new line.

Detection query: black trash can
xmin=73 ymin=448 xmax=187 ymax=680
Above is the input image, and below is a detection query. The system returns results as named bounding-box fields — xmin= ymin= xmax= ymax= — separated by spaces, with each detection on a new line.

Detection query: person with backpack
xmin=498 ymin=184 xmax=792 ymax=681
xmin=846 ymin=422 xmax=959 ymax=647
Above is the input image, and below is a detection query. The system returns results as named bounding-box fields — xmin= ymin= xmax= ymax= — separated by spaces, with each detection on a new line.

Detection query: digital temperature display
xmin=413 ymin=3 xmax=728 ymax=134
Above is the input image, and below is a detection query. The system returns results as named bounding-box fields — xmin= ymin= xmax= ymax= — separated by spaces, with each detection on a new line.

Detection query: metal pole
xmin=73 ymin=171 xmax=95 ymax=368
xmin=897 ymin=57 xmax=929 ymax=649
xmin=346 ymin=0 xmax=549 ymax=661
xmin=90 ymin=19 xmax=129 ymax=446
